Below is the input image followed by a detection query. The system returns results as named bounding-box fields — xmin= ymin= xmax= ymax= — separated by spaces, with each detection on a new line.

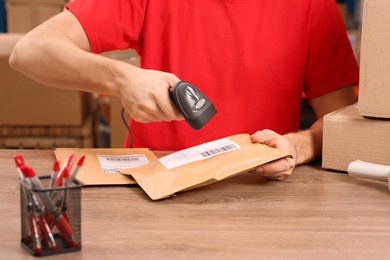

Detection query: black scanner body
xmin=169 ymin=81 xmax=217 ymax=130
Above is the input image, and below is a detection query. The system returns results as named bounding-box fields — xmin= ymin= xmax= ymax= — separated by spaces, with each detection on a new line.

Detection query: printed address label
xmin=158 ymin=138 xmax=240 ymax=170
xmin=97 ymin=154 xmax=150 ymax=173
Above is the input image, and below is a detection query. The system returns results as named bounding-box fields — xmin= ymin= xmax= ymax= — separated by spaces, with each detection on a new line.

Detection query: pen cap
xmin=14 ymin=155 xmax=25 ymax=168
xmin=67 ymin=154 xmax=76 ymax=170
xmin=348 ymin=160 xmax=390 ymax=183
xmin=53 ymin=160 xmax=60 ymax=172
xmin=63 ymin=168 xmax=71 ymax=179
xmin=77 ymin=156 xmax=86 ymax=167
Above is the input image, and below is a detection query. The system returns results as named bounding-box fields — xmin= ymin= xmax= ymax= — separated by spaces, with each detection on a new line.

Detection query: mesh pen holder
xmin=20 ymin=175 xmax=82 ymax=257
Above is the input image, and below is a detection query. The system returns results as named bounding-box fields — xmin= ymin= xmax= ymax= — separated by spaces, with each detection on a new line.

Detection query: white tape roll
xmin=347 ymin=160 xmax=390 ymax=182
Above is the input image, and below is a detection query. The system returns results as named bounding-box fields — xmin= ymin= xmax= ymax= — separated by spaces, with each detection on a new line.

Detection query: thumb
xmin=250 ymin=129 xmax=280 ymax=148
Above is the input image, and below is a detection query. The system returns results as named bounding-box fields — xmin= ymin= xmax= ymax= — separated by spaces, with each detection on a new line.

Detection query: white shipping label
xmin=158 ymin=138 xmax=241 ymax=170
xmin=97 ymin=154 xmax=150 ymax=173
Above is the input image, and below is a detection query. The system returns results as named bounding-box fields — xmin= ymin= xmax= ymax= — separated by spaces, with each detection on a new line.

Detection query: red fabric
xmin=67 ymin=0 xmax=359 ymax=150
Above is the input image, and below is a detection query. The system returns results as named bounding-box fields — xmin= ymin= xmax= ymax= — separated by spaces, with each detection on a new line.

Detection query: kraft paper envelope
xmin=121 ymin=134 xmax=291 ymax=200
xmin=55 ymin=148 xmax=158 ymax=185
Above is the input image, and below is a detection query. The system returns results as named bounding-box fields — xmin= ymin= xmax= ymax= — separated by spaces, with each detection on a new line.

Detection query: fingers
xmin=250 ymin=129 xmax=297 ymax=181
xmin=161 ymin=74 xmax=185 ymax=120
xmin=123 ymin=71 xmax=184 ymax=122
xmin=250 ymin=129 xmax=280 ymax=148
xmin=128 ymin=92 xmax=182 ymax=123
xmin=129 ymin=100 xmax=165 ymax=122
xmin=165 ymin=74 xmax=180 ymax=89
xmin=253 ymin=157 xmax=295 ymax=181
xmin=155 ymin=75 xmax=184 ymax=121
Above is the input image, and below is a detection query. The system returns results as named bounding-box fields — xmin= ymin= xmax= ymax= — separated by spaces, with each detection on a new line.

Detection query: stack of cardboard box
xmin=322 ymin=0 xmax=390 ymax=172
xmin=1 ymin=0 xmax=93 ymax=149
xmin=3 ymin=0 xmax=139 ymax=149
xmin=5 ymin=0 xmax=68 ymax=33
xmin=0 ymin=33 xmax=96 ymax=149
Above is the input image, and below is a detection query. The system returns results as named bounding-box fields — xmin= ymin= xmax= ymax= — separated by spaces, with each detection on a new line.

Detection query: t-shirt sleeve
xmin=303 ymin=0 xmax=359 ymax=99
xmin=66 ymin=0 xmax=147 ymax=53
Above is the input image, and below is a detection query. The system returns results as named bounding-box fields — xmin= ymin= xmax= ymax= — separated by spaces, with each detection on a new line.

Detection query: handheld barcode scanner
xmin=169 ymin=81 xmax=217 ymax=130
xmin=122 ymin=80 xmax=217 ymax=148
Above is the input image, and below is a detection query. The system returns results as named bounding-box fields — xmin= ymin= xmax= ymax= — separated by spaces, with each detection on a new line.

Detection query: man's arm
xmin=9 ymin=11 xmax=182 ymax=123
xmin=250 ymin=85 xmax=357 ymax=180
xmin=10 ymin=11 xmax=117 ymax=94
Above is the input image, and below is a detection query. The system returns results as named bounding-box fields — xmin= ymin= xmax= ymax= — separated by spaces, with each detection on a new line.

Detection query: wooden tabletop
xmin=1 ymin=149 xmax=390 ymax=259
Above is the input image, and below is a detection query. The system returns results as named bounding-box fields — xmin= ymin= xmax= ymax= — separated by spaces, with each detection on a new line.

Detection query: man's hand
xmin=250 ymin=130 xmax=297 ymax=180
xmin=250 ymin=85 xmax=357 ymax=180
xmin=117 ymin=66 xmax=184 ymax=123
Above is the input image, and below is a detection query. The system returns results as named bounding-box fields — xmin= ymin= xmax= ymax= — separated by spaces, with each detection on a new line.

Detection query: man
xmin=9 ymin=0 xmax=359 ymax=180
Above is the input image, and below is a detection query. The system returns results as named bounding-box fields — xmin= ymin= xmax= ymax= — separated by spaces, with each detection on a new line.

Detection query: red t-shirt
xmin=66 ymin=0 xmax=359 ymax=150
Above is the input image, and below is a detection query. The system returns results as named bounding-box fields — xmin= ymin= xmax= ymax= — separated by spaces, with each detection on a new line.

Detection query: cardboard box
xmin=0 ymin=33 xmax=94 ymax=126
xmin=358 ymin=0 xmax=390 ymax=119
xmin=5 ymin=0 xmax=67 ymax=33
xmin=0 ymin=115 xmax=95 ymax=148
xmin=322 ymin=104 xmax=390 ymax=172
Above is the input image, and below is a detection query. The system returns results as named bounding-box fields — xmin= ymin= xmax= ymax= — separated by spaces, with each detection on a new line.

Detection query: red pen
xmin=49 ymin=160 xmax=60 ymax=189
xmin=21 ymin=166 xmax=80 ymax=247
xmin=58 ymin=156 xmax=86 ymax=221
xmin=69 ymin=155 xmax=86 ymax=184
xmin=54 ymin=154 xmax=80 ymax=221
xmin=51 ymin=155 xmax=72 ymax=214
xmin=14 ymin=155 xmax=38 ymax=248
xmin=37 ymin=211 xmax=58 ymax=250
xmin=51 ymin=166 xmax=68 ymax=204
xmin=28 ymin=211 xmax=42 ymax=254
xmin=29 ymin=190 xmax=58 ymax=251
xmin=22 ymin=180 xmax=42 ymax=253
xmin=54 ymin=154 xmax=75 ymax=188
xmin=54 ymin=167 xmax=71 ymax=221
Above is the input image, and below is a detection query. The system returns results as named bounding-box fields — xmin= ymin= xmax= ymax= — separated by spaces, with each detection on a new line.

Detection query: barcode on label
xmin=158 ymin=138 xmax=241 ymax=170
xmin=200 ymin=144 xmax=238 ymax=158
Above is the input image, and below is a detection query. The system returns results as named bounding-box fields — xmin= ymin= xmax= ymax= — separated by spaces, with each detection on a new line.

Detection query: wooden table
xmin=1 ymin=149 xmax=390 ymax=259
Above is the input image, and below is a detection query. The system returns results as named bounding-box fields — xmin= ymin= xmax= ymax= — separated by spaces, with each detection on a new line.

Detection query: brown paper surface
xmin=121 ymin=134 xmax=291 ymax=200
xmin=55 ymin=148 xmax=158 ymax=185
